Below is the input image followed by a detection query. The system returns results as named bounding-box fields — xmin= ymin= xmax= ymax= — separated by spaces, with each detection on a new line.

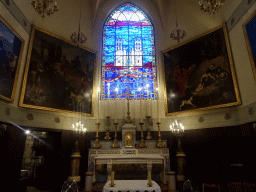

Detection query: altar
xmin=102 ymin=180 xmax=161 ymax=192
xmin=88 ymin=100 xmax=170 ymax=184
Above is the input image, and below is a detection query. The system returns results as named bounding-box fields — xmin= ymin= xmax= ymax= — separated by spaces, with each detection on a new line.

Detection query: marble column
xmin=85 ymin=171 xmax=93 ymax=192
xmin=107 ymin=159 xmax=113 ymax=181
xmin=176 ymin=151 xmax=186 ymax=182
xmin=69 ymin=151 xmax=81 ymax=182
xmin=69 ymin=140 xmax=81 ymax=182
xmin=167 ymin=171 xmax=176 ymax=192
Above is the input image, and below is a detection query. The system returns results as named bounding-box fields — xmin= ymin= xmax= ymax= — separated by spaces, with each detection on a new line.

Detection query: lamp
xmin=170 ymin=120 xmax=184 ymax=151
xmin=199 ymin=0 xmax=225 ymax=14
xmin=69 ymin=120 xmax=87 ymax=183
xmin=70 ymin=0 xmax=87 ymax=45
xmin=170 ymin=0 xmax=186 ymax=43
xmin=31 ymin=0 xmax=58 ymax=18
xmin=170 ymin=120 xmax=186 ymax=182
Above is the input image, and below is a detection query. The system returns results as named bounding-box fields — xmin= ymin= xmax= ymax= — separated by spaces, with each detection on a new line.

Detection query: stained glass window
xmin=101 ymin=3 xmax=156 ymax=100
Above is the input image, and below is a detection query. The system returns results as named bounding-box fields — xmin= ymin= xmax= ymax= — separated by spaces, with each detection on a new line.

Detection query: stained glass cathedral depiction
xmin=115 ymin=37 xmax=143 ymax=67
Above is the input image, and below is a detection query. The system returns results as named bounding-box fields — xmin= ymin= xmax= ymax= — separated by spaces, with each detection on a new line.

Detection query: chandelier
xmin=170 ymin=120 xmax=184 ymax=152
xmin=70 ymin=0 xmax=87 ymax=45
xmin=31 ymin=0 xmax=58 ymax=18
xmin=170 ymin=0 xmax=186 ymax=43
xmin=170 ymin=120 xmax=184 ymax=136
xmin=199 ymin=0 xmax=225 ymax=14
xmin=72 ymin=121 xmax=87 ymax=136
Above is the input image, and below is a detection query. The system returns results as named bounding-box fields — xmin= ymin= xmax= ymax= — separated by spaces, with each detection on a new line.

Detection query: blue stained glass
xmin=105 ymin=45 xmax=115 ymax=55
xmin=102 ymin=3 xmax=156 ymax=100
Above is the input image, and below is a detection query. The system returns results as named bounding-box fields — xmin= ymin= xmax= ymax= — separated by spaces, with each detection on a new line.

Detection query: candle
xmin=146 ymin=84 xmax=150 ymax=116
xmin=157 ymin=88 xmax=160 ymax=122
xmin=107 ymin=83 xmax=110 ymax=117
xmin=115 ymin=88 xmax=118 ymax=123
xmin=139 ymin=89 xmax=142 ymax=122
xmin=111 ymin=171 xmax=115 ymax=186
xmin=97 ymin=88 xmax=100 ymax=123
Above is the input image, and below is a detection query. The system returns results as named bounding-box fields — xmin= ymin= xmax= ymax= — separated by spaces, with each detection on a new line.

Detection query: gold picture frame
xmin=0 ymin=14 xmax=24 ymax=103
xmin=162 ymin=24 xmax=241 ymax=116
xmin=19 ymin=25 xmax=96 ymax=116
xmin=243 ymin=10 xmax=256 ymax=85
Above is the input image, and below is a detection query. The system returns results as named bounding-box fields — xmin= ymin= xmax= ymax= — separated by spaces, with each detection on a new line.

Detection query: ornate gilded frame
xmin=243 ymin=10 xmax=256 ymax=85
xmin=0 ymin=14 xmax=24 ymax=103
xmin=162 ymin=24 xmax=241 ymax=116
xmin=19 ymin=25 xmax=96 ymax=116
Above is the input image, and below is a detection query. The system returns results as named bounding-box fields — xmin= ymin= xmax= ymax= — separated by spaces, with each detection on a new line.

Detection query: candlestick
xmin=110 ymin=171 xmax=115 ymax=187
xmin=104 ymin=116 xmax=111 ymax=140
xmin=112 ymin=123 xmax=119 ymax=148
xmin=157 ymin=122 xmax=164 ymax=148
xmin=93 ymin=123 xmax=101 ymax=148
xmin=147 ymin=171 xmax=152 ymax=187
xmin=146 ymin=116 xmax=153 ymax=140
xmin=139 ymin=123 xmax=146 ymax=148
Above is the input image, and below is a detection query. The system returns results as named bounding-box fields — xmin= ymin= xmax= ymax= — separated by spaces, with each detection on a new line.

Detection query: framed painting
xmin=162 ymin=24 xmax=241 ymax=116
xmin=0 ymin=14 xmax=24 ymax=102
xmin=19 ymin=25 xmax=96 ymax=115
xmin=243 ymin=10 xmax=256 ymax=84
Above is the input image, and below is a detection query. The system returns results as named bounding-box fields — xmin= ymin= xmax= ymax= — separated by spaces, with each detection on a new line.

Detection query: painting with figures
xmin=19 ymin=25 xmax=96 ymax=115
xmin=0 ymin=15 xmax=24 ymax=102
xmin=163 ymin=24 xmax=241 ymax=116
xmin=243 ymin=10 xmax=256 ymax=85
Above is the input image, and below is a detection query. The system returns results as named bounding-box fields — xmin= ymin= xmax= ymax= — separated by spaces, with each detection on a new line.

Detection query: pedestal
xmin=176 ymin=151 xmax=186 ymax=182
xmin=69 ymin=151 xmax=81 ymax=182
xmin=167 ymin=171 xmax=176 ymax=192
xmin=85 ymin=171 xmax=93 ymax=192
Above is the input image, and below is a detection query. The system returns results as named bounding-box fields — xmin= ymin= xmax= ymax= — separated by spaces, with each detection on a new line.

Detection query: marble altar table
xmin=102 ymin=180 xmax=161 ymax=192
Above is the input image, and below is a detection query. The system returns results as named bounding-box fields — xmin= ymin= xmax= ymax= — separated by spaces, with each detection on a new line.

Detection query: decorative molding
xmin=249 ymin=107 xmax=254 ymax=115
xmin=225 ymin=112 xmax=232 ymax=120
xmin=27 ymin=113 xmax=34 ymax=120
xmin=198 ymin=116 xmax=204 ymax=123
xmin=5 ymin=108 xmax=10 ymax=116
xmin=0 ymin=0 xmax=31 ymax=33
xmin=226 ymin=0 xmax=256 ymax=32
xmin=54 ymin=117 xmax=60 ymax=123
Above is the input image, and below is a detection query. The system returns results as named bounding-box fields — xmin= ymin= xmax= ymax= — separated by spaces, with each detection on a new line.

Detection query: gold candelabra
xmin=93 ymin=123 xmax=101 ymax=148
xmin=112 ymin=123 xmax=120 ymax=148
xmin=125 ymin=97 xmax=132 ymax=124
xmin=199 ymin=0 xmax=225 ymax=14
xmin=104 ymin=116 xmax=111 ymax=140
xmin=156 ymin=122 xmax=165 ymax=148
xmin=146 ymin=116 xmax=153 ymax=140
xmin=31 ymin=0 xmax=58 ymax=18
xmin=70 ymin=0 xmax=87 ymax=45
xmin=139 ymin=123 xmax=146 ymax=148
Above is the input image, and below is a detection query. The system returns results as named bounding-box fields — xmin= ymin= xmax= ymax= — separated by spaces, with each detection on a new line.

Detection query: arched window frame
xmin=101 ymin=3 xmax=157 ymax=100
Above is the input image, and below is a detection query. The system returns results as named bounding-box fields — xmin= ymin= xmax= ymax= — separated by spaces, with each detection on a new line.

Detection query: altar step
xmin=92 ymin=182 xmax=169 ymax=192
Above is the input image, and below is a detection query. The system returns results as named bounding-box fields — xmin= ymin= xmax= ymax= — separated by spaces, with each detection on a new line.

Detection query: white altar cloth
xmin=102 ymin=180 xmax=161 ymax=192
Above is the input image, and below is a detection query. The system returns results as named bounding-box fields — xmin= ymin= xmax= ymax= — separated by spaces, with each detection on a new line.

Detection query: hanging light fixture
xmin=199 ymin=0 xmax=225 ymax=14
xmin=70 ymin=0 xmax=87 ymax=46
xmin=170 ymin=0 xmax=186 ymax=43
xmin=31 ymin=0 xmax=58 ymax=18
